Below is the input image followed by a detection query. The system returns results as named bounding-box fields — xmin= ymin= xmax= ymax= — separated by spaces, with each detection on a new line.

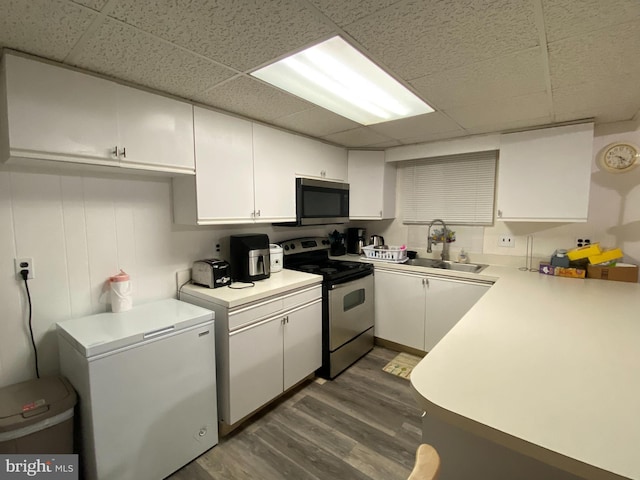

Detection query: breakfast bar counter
xmin=410 ymin=266 xmax=640 ymax=480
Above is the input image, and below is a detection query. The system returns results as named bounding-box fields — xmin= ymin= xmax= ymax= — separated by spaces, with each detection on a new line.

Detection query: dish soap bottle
xmin=457 ymin=249 xmax=469 ymax=264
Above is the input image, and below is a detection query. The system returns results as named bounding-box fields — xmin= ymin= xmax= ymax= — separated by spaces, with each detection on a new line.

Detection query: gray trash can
xmin=0 ymin=376 xmax=76 ymax=454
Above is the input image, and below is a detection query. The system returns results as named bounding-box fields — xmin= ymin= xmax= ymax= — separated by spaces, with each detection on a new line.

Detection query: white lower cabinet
xmin=374 ymin=269 xmax=491 ymax=351
xmin=180 ymin=283 xmax=322 ymax=430
xmin=228 ymin=298 xmax=322 ymax=424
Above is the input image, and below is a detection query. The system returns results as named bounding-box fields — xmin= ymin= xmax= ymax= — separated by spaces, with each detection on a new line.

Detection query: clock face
xmin=600 ymin=143 xmax=638 ymax=172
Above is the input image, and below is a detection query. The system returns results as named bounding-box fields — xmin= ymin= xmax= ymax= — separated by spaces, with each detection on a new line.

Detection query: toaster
xmin=192 ymin=259 xmax=231 ymax=288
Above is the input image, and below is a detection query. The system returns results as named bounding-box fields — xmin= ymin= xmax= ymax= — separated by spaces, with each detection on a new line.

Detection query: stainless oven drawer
xmin=327 ymin=274 xmax=374 ymax=351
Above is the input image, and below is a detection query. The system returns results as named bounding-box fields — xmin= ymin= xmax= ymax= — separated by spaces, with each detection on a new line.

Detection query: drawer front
xmin=229 ymin=298 xmax=284 ymax=331
xmin=282 ymin=285 xmax=322 ymax=310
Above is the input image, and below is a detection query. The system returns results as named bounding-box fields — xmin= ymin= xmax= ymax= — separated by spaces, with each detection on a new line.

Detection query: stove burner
xmin=299 ymin=264 xmax=320 ymax=273
xmin=320 ymin=267 xmax=338 ymax=274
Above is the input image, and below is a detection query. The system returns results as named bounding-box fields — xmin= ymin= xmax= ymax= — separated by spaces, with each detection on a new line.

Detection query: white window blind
xmin=400 ymin=151 xmax=497 ymax=225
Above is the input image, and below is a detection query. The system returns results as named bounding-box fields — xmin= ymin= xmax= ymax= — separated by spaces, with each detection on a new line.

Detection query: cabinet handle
xmin=256 ymin=209 xmax=261 ymax=217
xmin=379 ymin=210 xmax=383 ymax=217
xmin=497 ymin=209 xmax=502 ymax=218
xmin=251 ymin=211 xmax=255 ymax=218
xmin=321 ymin=170 xmax=326 ymax=177
xmin=113 ymin=146 xmax=119 ymax=157
xmin=121 ymin=147 xmax=126 ymax=158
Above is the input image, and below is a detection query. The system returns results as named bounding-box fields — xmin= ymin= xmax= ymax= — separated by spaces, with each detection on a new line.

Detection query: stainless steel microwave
xmin=293 ymin=178 xmax=350 ymax=226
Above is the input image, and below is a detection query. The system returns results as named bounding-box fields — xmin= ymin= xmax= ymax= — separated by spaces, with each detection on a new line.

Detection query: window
xmin=399 ymin=151 xmax=497 ymax=225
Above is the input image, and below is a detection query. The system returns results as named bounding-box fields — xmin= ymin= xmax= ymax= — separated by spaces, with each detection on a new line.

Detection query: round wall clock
xmin=597 ymin=142 xmax=639 ymax=173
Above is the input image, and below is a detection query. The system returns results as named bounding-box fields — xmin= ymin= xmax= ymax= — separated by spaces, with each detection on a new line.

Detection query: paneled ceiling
xmin=1 ymin=0 xmax=639 ymax=148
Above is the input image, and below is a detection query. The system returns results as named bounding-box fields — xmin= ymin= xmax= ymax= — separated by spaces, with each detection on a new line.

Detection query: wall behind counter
xmin=0 ymin=170 xmax=330 ymax=387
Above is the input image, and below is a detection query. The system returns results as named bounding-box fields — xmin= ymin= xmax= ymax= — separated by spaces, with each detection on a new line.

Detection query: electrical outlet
xmin=15 ymin=258 xmax=34 ymax=279
xmin=575 ymin=237 xmax=592 ymax=248
xmin=498 ymin=236 xmax=515 ymax=248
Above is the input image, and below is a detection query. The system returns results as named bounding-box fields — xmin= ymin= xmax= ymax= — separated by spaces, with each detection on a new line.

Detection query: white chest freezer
xmin=57 ymin=298 xmax=218 ymax=480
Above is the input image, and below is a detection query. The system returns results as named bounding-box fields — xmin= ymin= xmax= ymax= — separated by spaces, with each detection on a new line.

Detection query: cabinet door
xmin=425 ymin=278 xmax=490 ymax=351
xmin=348 ymin=150 xmax=396 ymax=220
xmin=116 ymin=85 xmax=195 ymax=174
xmin=228 ymin=316 xmax=283 ymax=425
xmin=252 ymin=124 xmax=296 ymax=222
xmin=496 ymin=123 xmax=594 ymax=222
xmin=193 ymin=107 xmax=255 ymax=223
xmin=283 ymin=299 xmax=322 ymax=390
xmin=374 ymin=270 xmax=426 ymax=350
xmin=4 ymin=54 xmax=118 ymax=165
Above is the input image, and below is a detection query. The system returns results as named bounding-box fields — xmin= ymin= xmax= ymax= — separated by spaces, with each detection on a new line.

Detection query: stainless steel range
xmin=281 ymin=237 xmax=374 ymax=379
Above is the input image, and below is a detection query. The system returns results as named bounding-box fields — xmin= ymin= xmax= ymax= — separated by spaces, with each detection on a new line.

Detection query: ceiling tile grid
xmin=108 ymin=0 xmax=335 ymax=72
xmin=68 ymin=17 xmax=237 ymax=100
xmin=0 ymin=0 xmax=639 ymax=147
xmin=269 ymin=107 xmax=362 ymax=138
xmin=410 ymin=48 xmax=548 ymax=110
xmin=547 ymin=21 xmax=640 ymax=91
xmin=343 ymin=0 xmax=540 ymax=80
xmin=0 ymin=0 xmax=97 ymax=61
xmin=542 ymin=0 xmax=640 ymax=43
xmin=192 ymin=76 xmax=315 ymax=123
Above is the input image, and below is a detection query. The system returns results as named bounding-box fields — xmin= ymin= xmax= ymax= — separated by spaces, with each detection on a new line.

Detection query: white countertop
xmin=181 ymin=269 xmax=323 ymax=309
xmin=406 ymin=264 xmax=640 ymax=480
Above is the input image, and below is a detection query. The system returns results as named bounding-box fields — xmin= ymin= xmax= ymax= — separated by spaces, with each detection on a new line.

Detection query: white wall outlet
xmin=498 ymin=236 xmax=515 ymax=248
xmin=15 ymin=258 xmax=34 ymax=279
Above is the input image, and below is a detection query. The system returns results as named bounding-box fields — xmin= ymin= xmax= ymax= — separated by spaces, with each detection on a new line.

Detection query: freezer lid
xmin=56 ymin=299 xmax=214 ymax=358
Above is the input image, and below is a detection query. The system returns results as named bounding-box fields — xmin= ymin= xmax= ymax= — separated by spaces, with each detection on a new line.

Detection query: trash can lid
xmin=0 ymin=376 xmax=77 ymax=432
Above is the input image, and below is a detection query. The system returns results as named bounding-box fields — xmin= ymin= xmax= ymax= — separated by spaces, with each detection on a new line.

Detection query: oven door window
xmin=344 ymin=289 xmax=365 ymax=312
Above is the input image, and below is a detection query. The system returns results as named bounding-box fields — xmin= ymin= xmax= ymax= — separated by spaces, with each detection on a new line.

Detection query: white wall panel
xmin=60 ymin=176 xmax=93 ymax=319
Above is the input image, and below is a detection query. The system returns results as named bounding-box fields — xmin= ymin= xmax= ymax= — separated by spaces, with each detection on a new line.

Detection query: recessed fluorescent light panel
xmin=251 ymin=36 xmax=434 ymax=125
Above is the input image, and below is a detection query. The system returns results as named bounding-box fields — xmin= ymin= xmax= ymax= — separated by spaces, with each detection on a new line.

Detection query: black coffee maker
xmin=230 ymin=234 xmax=270 ymax=282
xmin=346 ymin=228 xmax=366 ymax=254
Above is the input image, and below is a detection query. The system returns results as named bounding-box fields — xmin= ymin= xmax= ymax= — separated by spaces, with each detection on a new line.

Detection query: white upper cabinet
xmin=116 ymin=85 xmax=195 ymax=173
xmin=190 ymin=107 xmax=255 ymax=224
xmin=1 ymin=53 xmax=195 ymax=174
xmin=496 ymin=123 xmax=594 ymax=222
xmin=252 ymin=124 xmax=297 ymax=223
xmin=3 ymin=53 xmax=119 ymax=165
xmin=348 ymin=150 xmax=396 ymax=220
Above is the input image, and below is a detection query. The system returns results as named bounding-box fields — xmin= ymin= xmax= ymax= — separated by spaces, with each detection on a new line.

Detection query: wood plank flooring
xmin=167 ymin=347 xmax=423 ymax=480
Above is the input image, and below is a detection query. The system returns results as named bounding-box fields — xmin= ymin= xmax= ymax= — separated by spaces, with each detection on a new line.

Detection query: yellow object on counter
xmin=588 ymin=248 xmax=623 ymax=265
xmin=567 ymin=243 xmax=601 ymax=261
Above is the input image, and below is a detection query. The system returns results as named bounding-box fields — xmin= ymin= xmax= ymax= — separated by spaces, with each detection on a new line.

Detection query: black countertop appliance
xmin=230 ymin=234 xmax=271 ymax=282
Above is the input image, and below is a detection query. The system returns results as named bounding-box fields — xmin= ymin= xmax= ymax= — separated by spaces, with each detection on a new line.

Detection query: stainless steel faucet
xmin=427 ymin=219 xmax=450 ymax=261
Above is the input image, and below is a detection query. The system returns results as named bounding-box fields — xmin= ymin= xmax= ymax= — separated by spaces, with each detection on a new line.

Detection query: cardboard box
xmin=587 ymin=264 xmax=639 ymax=283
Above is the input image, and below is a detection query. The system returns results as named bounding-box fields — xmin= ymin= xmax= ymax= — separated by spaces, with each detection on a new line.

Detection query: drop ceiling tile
xmin=322 ymin=127 xmax=393 ymax=148
xmin=410 ymin=48 xmax=547 ymax=109
xmin=270 ymin=107 xmax=361 ymax=137
xmin=71 ymin=0 xmax=109 ymax=11
xmin=193 ymin=76 xmax=314 ymax=123
xmin=307 ymin=0 xmax=404 ymax=27
xmin=444 ymin=92 xmax=551 ymax=130
xmin=69 ymin=18 xmax=235 ymax=100
xmin=345 ymin=0 xmax=538 ymax=80
xmin=109 ymin=0 xmax=334 ymax=71
xmin=548 ymin=22 xmax=640 ymax=90
xmin=368 ymin=112 xmax=462 ymax=139
xmin=553 ymin=77 xmax=640 ymax=121
xmin=542 ymin=0 xmax=640 ymax=43
xmin=367 ymin=140 xmax=403 ymax=148
xmin=0 ymin=0 xmax=97 ymax=61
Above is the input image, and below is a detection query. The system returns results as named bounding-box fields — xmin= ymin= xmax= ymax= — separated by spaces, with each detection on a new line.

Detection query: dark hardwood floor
xmin=167 ymin=347 xmax=423 ymax=480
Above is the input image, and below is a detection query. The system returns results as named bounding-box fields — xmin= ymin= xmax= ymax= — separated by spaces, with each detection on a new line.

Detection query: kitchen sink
xmin=405 ymin=258 xmax=488 ymax=273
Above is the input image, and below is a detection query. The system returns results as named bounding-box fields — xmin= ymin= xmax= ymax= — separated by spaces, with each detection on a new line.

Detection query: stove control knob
xmin=290 ymin=244 xmax=296 ymax=250
xmin=284 ymin=245 xmax=289 ymax=251
xmin=322 ymin=240 xmax=329 ymax=245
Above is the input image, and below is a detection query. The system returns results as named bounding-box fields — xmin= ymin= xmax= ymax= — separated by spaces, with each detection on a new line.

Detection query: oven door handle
xmin=328 ymin=272 xmax=373 ymax=290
